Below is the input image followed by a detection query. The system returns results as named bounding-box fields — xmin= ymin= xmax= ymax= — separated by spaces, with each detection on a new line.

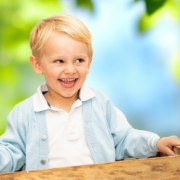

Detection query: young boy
xmin=0 ymin=14 xmax=180 ymax=173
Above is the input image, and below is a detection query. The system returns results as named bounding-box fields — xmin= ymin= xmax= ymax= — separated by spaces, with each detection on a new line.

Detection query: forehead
xmin=41 ymin=32 xmax=90 ymax=58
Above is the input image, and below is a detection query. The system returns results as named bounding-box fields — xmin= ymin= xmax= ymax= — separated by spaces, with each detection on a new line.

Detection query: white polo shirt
xmin=33 ymin=84 xmax=95 ymax=168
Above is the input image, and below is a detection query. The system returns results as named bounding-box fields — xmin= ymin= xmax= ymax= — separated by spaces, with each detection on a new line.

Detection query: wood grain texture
xmin=0 ymin=156 xmax=180 ymax=180
xmin=0 ymin=146 xmax=180 ymax=180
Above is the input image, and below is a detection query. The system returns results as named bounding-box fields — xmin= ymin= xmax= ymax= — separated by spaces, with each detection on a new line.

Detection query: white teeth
xmin=61 ymin=78 xmax=75 ymax=82
xmin=61 ymin=81 xmax=74 ymax=86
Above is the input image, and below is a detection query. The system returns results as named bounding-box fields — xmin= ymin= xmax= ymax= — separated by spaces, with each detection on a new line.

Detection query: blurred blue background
xmin=62 ymin=0 xmax=180 ymax=136
xmin=0 ymin=0 xmax=180 ymax=137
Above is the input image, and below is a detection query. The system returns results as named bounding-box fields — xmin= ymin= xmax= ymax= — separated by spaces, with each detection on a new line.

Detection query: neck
xmin=44 ymin=91 xmax=78 ymax=112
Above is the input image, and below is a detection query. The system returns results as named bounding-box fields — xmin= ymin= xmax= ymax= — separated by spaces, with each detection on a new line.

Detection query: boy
xmin=0 ymin=14 xmax=180 ymax=173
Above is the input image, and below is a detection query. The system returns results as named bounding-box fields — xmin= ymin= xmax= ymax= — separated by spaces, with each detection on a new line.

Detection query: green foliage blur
xmin=0 ymin=0 xmax=63 ymax=134
xmin=136 ymin=0 xmax=180 ymax=83
xmin=0 ymin=0 xmax=95 ymax=135
xmin=0 ymin=0 xmax=179 ymax=135
xmin=137 ymin=0 xmax=180 ymax=32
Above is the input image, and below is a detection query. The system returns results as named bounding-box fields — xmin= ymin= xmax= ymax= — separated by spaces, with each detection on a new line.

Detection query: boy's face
xmin=30 ymin=32 xmax=92 ymax=103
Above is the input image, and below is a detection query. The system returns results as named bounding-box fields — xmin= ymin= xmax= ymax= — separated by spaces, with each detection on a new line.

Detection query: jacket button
xmin=41 ymin=160 xmax=46 ymax=164
xmin=41 ymin=135 xmax=46 ymax=141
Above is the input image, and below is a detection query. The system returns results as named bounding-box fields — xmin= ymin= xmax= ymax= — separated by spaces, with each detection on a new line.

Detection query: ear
xmin=87 ymin=58 xmax=92 ymax=73
xmin=29 ymin=56 xmax=42 ymax=75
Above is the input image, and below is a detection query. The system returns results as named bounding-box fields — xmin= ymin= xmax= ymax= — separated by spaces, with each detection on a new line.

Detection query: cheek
xmin=43 ymin=68 xmax=60 ymax=79
xmin=86 ymin=66 xmax=91 ymax=74
xmin=80 ymin=66 xmax=90 ymax=75
xmin=44 ymin=64 xmax=61 ymax=73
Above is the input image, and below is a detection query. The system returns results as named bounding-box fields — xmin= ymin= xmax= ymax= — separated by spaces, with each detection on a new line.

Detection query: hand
xmin=156 ymin=136 xmax=180 ymax=156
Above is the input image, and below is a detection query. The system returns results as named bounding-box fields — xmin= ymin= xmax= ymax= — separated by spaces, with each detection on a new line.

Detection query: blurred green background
xmin=0 ymin=0 xmax=180 ymax=135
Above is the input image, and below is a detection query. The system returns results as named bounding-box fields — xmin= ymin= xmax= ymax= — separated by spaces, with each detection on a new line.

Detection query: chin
xmin=61 ymin=92 xmax=77 ymax=98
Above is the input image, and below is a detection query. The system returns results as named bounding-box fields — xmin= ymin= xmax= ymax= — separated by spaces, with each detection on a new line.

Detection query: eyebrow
xmin=50 ymin=55 xmax=88 ymax=59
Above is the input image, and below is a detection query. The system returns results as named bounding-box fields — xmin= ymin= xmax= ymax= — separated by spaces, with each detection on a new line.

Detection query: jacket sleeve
xmin=105 ymin=98 xmax=160 ymax=160
xmin=0 ymin=104 xmax=26 ymax=173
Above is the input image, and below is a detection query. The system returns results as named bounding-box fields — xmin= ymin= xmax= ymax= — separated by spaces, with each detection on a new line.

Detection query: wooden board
xmin=0 ymin=146 xmax=180 ymax=180
xmin=173 ymin=146 xmax=180 ymax=155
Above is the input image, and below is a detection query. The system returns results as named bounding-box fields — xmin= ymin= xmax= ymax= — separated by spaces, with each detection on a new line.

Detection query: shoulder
xmin=6 ymin=96 xmax=34 ymax=137
xmin=84 ymin=86 xmax=115 ymax=113
xmin=88 ymin=86 xmax=121 ymax=113
xmin=88 ymin=87 xmax=111 ymax=103
xmin=8 ymin=96 xmax=34 ymax=123
xmin=88 ymin=87 xmax=128 ymax=124
xmin=12 ymin=96 xmax=34 ymax=113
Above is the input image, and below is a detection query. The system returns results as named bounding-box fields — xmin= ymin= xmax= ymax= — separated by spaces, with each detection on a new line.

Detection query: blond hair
xmin=30 ymin=14 xmax=93 ymax=57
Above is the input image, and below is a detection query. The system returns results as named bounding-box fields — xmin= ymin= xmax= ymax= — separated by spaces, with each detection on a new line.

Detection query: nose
xmin=64 ymin=63 xmax=76 ymax=74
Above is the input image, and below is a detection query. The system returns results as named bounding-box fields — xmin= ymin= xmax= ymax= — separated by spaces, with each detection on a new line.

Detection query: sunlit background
xmin=0 ymin=0 xmax=180 ymax=137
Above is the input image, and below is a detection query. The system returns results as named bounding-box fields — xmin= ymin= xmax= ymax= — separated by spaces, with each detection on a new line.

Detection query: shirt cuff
xmin=148 ymin=135 xmax=160 ymax=152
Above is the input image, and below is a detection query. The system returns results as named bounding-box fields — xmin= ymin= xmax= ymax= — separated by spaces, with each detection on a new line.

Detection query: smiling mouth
xmin=59 ymin=78 xmax=77 ymax=88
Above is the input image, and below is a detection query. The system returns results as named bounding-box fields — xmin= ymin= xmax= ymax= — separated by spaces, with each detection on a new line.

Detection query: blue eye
xmin=75 ymin=59 xmax=84 ymax=63
xmin=55 ymin=59 xmax=64 ymax=63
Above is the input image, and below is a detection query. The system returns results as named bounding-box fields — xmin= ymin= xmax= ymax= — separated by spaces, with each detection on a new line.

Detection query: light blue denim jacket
xmin=0 ymin=88 xmax=160 ymax=173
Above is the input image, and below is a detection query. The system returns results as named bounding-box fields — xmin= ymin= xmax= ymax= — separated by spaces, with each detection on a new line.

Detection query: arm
xmin=0 ymin=105 xmax=26 ymax=173
xmin=107 ymin=102 xmax=180 ymax=158
xmin=105 ymin=100 xmax=160 ymax=159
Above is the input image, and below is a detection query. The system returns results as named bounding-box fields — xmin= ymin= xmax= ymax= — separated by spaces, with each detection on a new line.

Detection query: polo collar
xmin=33 ymin=83 xmax=95 ymax=112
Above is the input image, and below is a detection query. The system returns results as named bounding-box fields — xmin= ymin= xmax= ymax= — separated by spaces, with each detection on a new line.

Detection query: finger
xmin=164 ymin=147 xmax=175 ymax=156
xmin=170 ymin=136 xmax=180 ymax=146
xmin=173 ymin=140 xmax=180 ymax=146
